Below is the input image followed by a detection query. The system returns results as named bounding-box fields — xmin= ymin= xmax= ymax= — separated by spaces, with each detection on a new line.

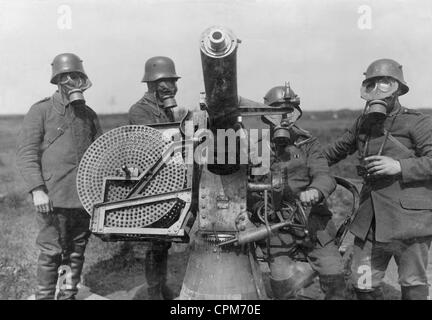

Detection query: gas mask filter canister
xmin=272 ymin=118 xmax=294 ymax=146
xmin=161 ymin=96 xmax=177 ymax=109
xmin=262 ymin=110 xmax=300 ymax=146
xmin=156 ymin=80 xmax=178 ymax=109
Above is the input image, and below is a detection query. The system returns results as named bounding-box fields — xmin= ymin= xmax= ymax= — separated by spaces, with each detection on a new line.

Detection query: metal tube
xmin=200 ymin=26 xmax=240 ymax=131
xmin=248 ymin=182 xmax=272 ymax=192
xmin=217 ymin=220 xmax=294 ymax=247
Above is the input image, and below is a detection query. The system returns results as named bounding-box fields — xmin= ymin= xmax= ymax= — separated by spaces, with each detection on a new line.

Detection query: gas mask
xmin=58 ymin=72 xmax=92 ymax=105
xmin=262 ymin=109 xmax=300 ymax=146
xmin=272 ymin=118 xmax=294 ymax=146
xmin=155 ymin=79 xmax=178 ymax=109
xmin=360 ymin=77 xmax=399 ymax=125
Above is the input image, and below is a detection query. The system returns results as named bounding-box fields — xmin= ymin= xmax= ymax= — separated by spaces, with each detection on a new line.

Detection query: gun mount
xmin=77 ymin=25 xmax=360 ymax=300
xmin=178 ymin=26 xmax=317 ymax=299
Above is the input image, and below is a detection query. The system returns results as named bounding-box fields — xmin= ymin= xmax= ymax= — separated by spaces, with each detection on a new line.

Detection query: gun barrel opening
xmin=209 ymin=30 xmax=226 ymax=51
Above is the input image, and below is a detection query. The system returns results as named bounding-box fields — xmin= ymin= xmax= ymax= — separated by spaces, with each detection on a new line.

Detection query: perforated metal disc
xmin=77 ymin=125 xmax=186 ymax=228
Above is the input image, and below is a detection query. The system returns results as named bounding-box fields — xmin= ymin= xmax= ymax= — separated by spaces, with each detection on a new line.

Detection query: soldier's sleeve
xmin=322 ymin=118 xmax=359 ymax=166
xmin=128 ymin=104 xmax=152 ymax=125
xmin=305 ymin=139 xmax=336 ymax=200
xmin=399 ymin=115 xmax=432 ymax=183
xmin=127 ymin=105 xmax=137 ymax=125
xmin=16 ymin=104 xmax=45 ymax=193
xmin=87 ymin=106 xmax=103 ymax=140
xmin=93 ymin=113 xmax=103 ymax=140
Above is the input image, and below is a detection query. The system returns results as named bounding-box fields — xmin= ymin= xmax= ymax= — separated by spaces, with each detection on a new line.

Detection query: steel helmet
xmin=142 ymin=56 xmax=181 ymax=82
xmin=50 ymin=53 xmax=88 ymax=84
xmin=362 ymin=59 xmax=409 ymax=95
xmin=263 ymin=84 xmax=302 ymax=116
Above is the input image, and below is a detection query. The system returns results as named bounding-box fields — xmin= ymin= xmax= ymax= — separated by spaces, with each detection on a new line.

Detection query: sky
xmin=0 ymin=0 xmax=431 ymax=114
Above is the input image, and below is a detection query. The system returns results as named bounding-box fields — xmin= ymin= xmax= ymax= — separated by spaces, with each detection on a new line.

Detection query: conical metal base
xmin=178 ymin=233 xmax=265 ymax=300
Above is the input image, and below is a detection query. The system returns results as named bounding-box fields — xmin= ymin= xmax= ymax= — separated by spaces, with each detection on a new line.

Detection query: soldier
xmin=251 ymin=84 xmax=347 ymax=300
xmin=128 ymin=56 xmax=179 ymax=125
xmin=16 ymin=53 xmax=102 ymax=300
xmin=323 ymin=59 xmax=432 ymax=300
xmin=127 ymin=56 xmax=180 ymax=300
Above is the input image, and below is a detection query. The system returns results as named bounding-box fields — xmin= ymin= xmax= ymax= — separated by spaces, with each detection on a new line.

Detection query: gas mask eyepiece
xmin=361 ymin=77 xmax=398 ymax=105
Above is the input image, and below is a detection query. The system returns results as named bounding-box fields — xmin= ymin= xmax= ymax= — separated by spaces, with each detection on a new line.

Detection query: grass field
xmin=0 ymin=112 xmax=430 ymax=300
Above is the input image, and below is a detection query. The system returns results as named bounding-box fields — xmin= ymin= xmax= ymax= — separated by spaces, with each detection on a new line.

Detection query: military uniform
xmin=127 ymin=91 xmax=175 ymax=300
xmin=324 ymin=105 xmax=432 ymax=299
xmin=17 ymin=91 xmax=102 ymax=299
xmin=252 ymin=124 xmax=346 ymax=300
xmin=128 ymin=92 xmax=175 ymax=125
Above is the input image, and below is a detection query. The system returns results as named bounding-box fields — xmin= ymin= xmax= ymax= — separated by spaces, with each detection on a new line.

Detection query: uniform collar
xmin=387 ymin=102 xmax=402 ymax=117
xmin=141 ymin=92 xmax=163 ymax=116
xmin=51 ymin=91 xmax=69 ymax=115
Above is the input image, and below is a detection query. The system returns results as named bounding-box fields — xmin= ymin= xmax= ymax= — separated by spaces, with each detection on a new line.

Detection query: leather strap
xmin=384 ymin=130 xmax=415 ymax=157
xmin=382 ymin=107 xmax=414 ymax=157
xmin=41 ymin=110 xmax=76 ymax=152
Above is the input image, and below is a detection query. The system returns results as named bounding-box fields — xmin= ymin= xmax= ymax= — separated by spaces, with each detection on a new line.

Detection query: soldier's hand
xmin=32 ymin=188 xmax=53 ymax=213
xmin=365 ymin=155 xmax=402 ymax=176
xmin=299 ymin=188 xmax=322 ymax=207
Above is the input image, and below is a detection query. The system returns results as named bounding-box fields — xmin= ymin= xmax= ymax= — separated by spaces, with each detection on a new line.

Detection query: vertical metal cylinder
xmin=200 ymin=26 xmax=240 ymax=131
xmin=178 ymin=26 xmax=267 ymax=301
xmin=200 ymin=26 xmax=242 ymax=174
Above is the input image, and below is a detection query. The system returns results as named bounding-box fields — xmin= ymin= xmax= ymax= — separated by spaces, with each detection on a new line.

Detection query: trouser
xmin=351 ymin=233 xmax=431 ymax=300
xmin=35 ymin=208 xmax=90 ymax=300
xmin=266 ymin=234 xmax=347 ymax=300
xmin=264 ymin=209 xmax=347 ymax=300
xmin=145 ymin=240 xmax=173 ymax=300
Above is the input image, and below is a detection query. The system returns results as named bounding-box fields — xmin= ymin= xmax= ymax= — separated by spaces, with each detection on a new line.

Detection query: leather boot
xmin=145 ymin=247 xmax=164 ymax=300
xmin=319 ymin=274 xmax=348 ymax=300
xmin=269 ymin=278 xmax=298 ymax=299
xmin=354 ymin=287 xmax=384 ymax=300
xmin=158 ymin=248 xmax=175 ymax=300
xmin=401 ymin=285 xmax=429 ymax=300
xmin=57 ymin=252 xmax=85 ymax=300
xmin=35 ymin=253 xmax=61 ymax=300
xmin=145 ymin=246 xmax=174 ymax=300
xmin=268 ymin=257 xmax=316 ymax=300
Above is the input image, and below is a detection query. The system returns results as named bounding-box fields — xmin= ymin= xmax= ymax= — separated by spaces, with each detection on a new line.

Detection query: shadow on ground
xmin=83 ymin=241 xmax=402 ymax=300
xmin=83 ymin=243 xmax=189 ymax=300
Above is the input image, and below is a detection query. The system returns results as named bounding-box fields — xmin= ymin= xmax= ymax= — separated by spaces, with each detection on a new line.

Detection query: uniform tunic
xmin=17 ymin=91 xmax=102 ymax=300
xmin=269 ymin=125 xmax=337 ymax=246
xmin=250 ymin=124 xmax=344 ymax=284
xmin=16 ymin=91 xmax=102 ymax=208
xmin=324 ymin=106 xmax=432 ymax=242
xmin=128 ymin=92 xmax=175 ymax=125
